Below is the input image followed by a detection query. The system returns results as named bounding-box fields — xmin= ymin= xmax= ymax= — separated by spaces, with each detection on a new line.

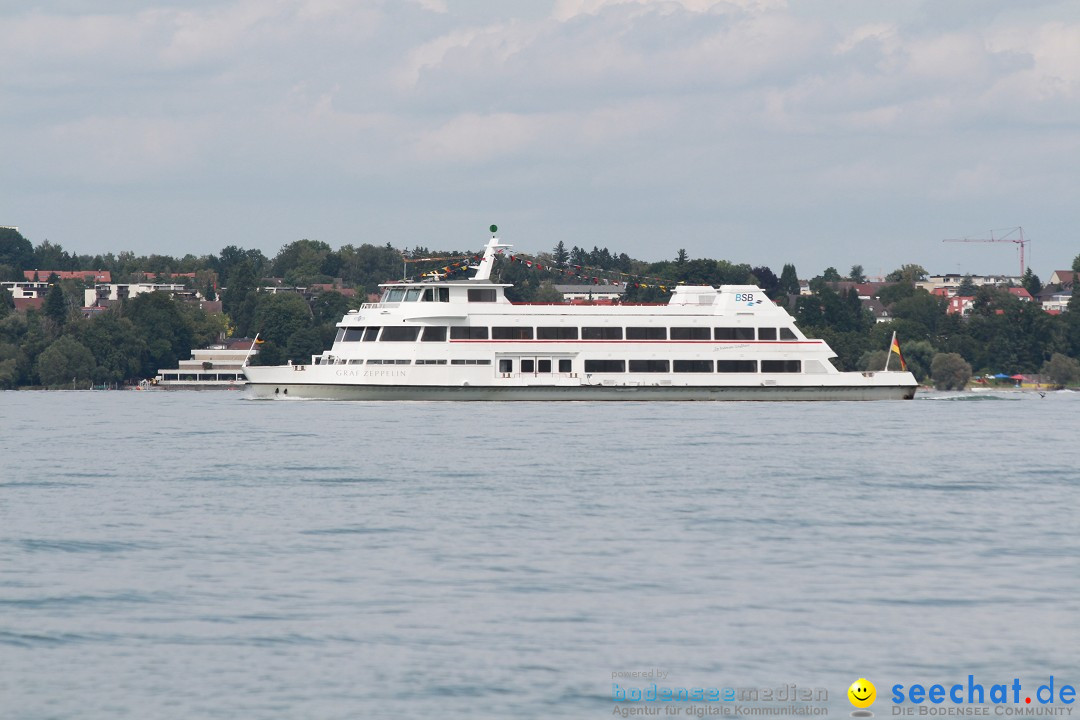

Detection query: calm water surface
xmin=2 ymin=390 xmax=1079 ymax=719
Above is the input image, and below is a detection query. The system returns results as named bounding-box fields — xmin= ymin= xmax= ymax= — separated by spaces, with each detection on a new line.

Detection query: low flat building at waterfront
xmin=155 ymin=339 xmax=258 ymax=387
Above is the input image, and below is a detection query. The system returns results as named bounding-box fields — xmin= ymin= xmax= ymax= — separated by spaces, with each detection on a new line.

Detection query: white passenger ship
xmin=243 ymin=232 xmax=917 ymax=400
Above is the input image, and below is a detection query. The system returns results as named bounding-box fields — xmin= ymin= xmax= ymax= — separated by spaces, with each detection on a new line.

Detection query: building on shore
xmin=155 ymin=339 xmax=258 ymax=388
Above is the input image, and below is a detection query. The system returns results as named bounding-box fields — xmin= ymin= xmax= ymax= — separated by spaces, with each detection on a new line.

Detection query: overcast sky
xmin=2 ymin=0 xmax=1078 ymax=277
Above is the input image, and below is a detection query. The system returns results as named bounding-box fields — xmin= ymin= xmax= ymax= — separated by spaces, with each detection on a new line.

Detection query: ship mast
xmin=470 ymin=225 xmax=512 ymax=282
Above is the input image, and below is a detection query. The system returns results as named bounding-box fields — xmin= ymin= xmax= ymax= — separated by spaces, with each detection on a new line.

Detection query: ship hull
xmin=244 ymin=381 xmax=916 ymax=401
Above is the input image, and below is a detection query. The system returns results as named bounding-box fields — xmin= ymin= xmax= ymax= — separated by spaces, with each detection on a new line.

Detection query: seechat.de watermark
xmin=890 ymin=677 xmax=1076 ymax=716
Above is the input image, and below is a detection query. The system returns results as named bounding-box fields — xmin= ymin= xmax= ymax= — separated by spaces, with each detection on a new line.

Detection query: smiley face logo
xmin=848 ymin=678 xmax=876 ymax=709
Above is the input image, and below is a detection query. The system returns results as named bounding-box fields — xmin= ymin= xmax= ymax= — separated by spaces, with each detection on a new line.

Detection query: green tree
xmin=178 ymin=301 xmax=228 ymax=348
xmin=311 ymin=291 xmax=350 ymax=326
xmin=0 ymin=227 xmax=35 ymax=275
xmin=750 ymin=266 xmax=780 ymax=298
xmin=778 ymin=263 xmax=799 ymax=295
xmin=78 ymin=313 xmax=147 ymax=385
xmin=849 ymin=265 xmax=866 ymax=283
xmin=533 ymin=281 xmax=564 ymax=303
xmin=821 ymin=267 xmax=842 ymax=282
xmin=890 ymin=292 xmax=945 ymax=339
xmin=273 ymin=239 xmax=335 ymax=285
xmin=675 ymin=249 xmax=688 ymax=265
xmin=1072 ymin=254 xmax=1080 ymax=273
xmin=286 ymin=326 xmax=325 ymax=363
xmin=956 ymin=274 xmax=977 ymax=297
xmin=1021 ymin=268 xmax=1042 ymax=297
xmin=252 ymin=340 xmax=287 ymax=366
xmin=886 ymin=264 xmax=928 ymax=283
xmin=126 ymin=292 xmax=195 ymax=378
xmin=552 ymin=241 xmax=569 ymax=267
xmin=44 ymin=283 xmax=68 ymax=325
xmin=252 ymin=292 xmax=312 ymax=347
xmin=34 ymin=240 xmax=73 ymax=270
xmin=0 ymin=286 xmax=13 ymax=318
xmin=900 ymin=340 xmax=935 ymax=383
xmin=222 ymin=259 xmax=259 ymax=337
xmin=858 ymin=349 xmax=888 ymax=372
xmin=931 ymin=352 xmax=972 ymax=390
xmin=36 ymin=336 xmax=96 ymax=387
xmin=1042 ymin=353 xmax=1080 ymax=387
xmin=337 ymin=243 xmax=403 ymax=290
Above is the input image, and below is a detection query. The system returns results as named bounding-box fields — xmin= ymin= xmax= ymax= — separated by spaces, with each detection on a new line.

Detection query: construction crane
xmin=942 ymin=227 xmax=1029 ymax=277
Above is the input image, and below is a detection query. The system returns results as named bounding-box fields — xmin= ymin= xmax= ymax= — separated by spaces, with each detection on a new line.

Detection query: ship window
xmin=537 ymin=327 xmax=578 ymax=340
xmin=715 ymin=327 xmax=755 ymax=340
xmin=363 ymin=327 xmax=381 ymax=341
xmin=468 ymin=289 xmax=497 ymax=302
xmin=762 ymin=360 xmax=801 ymax=373
xmin=584 ymin=360 xmax=625 ymax=373
xmin=629 ymin=360 xmax=669 ymax=372
xmin=492 ymin=327 xmax=534 ymax=340
xmin=522 ymin=359 xmax=535 ymax=373
xmin=348 ymin=359 xmax=363 ymax=365
xmin=717 ymin=360 xmax=758 ymax=373
xmin=335 ymin=328 xmax=346 ymax=342
xmin=674 ymin=360 xmax=713 ymax=373
xmin=386 ymin=288 xmax=406 ymax=302
xmin=450 ymin=326 xmax=489 ymax=340
xmin=342 ymin=327 xmax=366 ymax=341
xmin=558 ymin=359 xmax=572 ymax=373
xmin=670 ymin=327 xmax=710 ymax=340
xmin=421 ymin=326 xmax=447 ymax=342
xmin=438 ymin=287 xmax=450 ymax=302
xmin=780 ymin=327 xmax=797 ymax=340
xmin=422 ymin=288 xmax=433 ymax=301
xmin=416 ymin=359 xmax=447 ymax=365
xmin=582 ymin=327 xmax=622 ymax=340
xmin=404 ymin=288 xmax=422 ymax=302
xmin=380 ymin=326 xmax=421 ymax=341
xmin=450 ymin=359 xmax=492 ymax=365
xmin=626 ymin=327 xmax=666 ymax=340
xmin=538 ymin=359 xmax=551 ymax=372
xmin=499 ymin=359 xmax=513 ymax=373
xmin=758 ymin=327 xmax=777 ymax=340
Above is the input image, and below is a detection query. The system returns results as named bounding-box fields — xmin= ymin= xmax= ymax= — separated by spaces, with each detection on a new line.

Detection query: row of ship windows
xmin=324 ymin=358 xmax=491 ymax=366
xmin=335 ymin=326 xmax=799 ymax=343
xmin=383 ymin=287 xmax=453 ymax=303
xmin=323 ymin=358 xmax=801 ymax=373
xmin=380 ymin=288 xmax=502 ymax=303
xmin=381 ymin=288 xmax=502 ymax=303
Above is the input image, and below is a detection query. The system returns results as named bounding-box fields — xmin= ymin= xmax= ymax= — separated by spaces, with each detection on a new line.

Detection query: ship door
xmin=520 ymin=357 xmax=553 ymax=376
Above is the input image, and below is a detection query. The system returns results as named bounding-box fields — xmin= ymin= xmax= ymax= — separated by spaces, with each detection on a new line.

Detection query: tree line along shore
xmin=2 ymin=227 xmax=1080 ymax=390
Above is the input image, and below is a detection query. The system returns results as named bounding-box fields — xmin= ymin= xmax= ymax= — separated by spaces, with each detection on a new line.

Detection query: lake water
xmin=2 ymin=390 xmax=1079 ymax=719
